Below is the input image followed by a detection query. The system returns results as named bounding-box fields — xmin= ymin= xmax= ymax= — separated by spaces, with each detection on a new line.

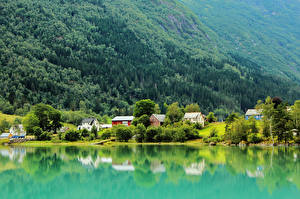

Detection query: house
xmin=100 ymin=124 xmax=112 ymax=129
xmin=245 ymin=109 xmax=263 ymax=120
xmin=150 ymin=114 xmax=166 ymax=126
xmin=9 ymin=125 xmax=26 ymax=138
xmin=77 ymin=118 xmax=100 ymax=131
xmin=0 ymin=133 xmax=13 ymax=139
xmin=112 ymin=116 xmax=134 ymax=126
xmin=183 ymin=112 xmax=205 ymax=127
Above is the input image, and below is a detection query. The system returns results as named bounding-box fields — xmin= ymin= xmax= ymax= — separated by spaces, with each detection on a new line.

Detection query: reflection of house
xmin=77 ymin=118 xmax=100 ymax=131
xmin=184 ymin=160 xmax=205 ymax=175
xmin=112 ymin=116 xmax=134 ymax=126
xmin=150 ymin=114 xmax=166 ymax=127
xmin=0 ymin=148 xmax=26 ymax=162
xmin=183 ymin=112 xmax=205 ymax=127
xmin=112 ymin=160 xmax=135 ymax=171
xmin=150 ymin=160 xmax=166 ymax=173
xmin=245 ymin=109 xmax=263 ymax=120
xmin=78 ymin=156 xmax=101 ymax=169
xmin=246 ymin=166 xmax=264 ymax=178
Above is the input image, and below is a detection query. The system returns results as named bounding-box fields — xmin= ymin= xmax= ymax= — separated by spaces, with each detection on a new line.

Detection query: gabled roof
xmin=82 ymin=118 xmax=97 ymax=125
xmin=184 ymin=112 xmax=203 ymax=119
xmin=245 ymin=109 xmax=262 ymax=116
xmin=112 ymin=116 xmax=134 ymax=122
xmin=152 ymin=114 xmax=166 ymax=123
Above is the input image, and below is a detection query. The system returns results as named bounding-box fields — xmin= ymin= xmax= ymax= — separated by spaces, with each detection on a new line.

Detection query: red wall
xmin=112 ymin=121 xmax=132 ymax=126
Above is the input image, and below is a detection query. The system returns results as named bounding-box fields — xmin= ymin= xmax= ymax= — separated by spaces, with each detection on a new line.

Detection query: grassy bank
xmin=198 ymin=122 xmax=226 ymax=138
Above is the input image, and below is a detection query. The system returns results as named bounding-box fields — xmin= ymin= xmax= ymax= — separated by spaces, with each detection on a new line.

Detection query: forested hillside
xmin=0 ymin=0 xmax=300 ymax=116
xmin=180 ymin=0 xmax=300 ymax=81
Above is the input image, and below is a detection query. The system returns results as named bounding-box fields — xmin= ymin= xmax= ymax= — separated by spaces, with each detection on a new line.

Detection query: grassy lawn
xmin=0 ymin=112 xmax=23 ymax=124
xmin=198 ymin=122 xmax=226 ymax=138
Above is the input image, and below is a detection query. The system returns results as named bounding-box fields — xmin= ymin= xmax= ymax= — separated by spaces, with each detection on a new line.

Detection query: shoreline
xmin=1 ymin=139 xmax=299 ymax=147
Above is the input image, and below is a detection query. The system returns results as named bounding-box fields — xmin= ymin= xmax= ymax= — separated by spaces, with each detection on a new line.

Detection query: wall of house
xmin=150 ymin=116 xmax=161 ymax=126
xmin=112 ymin=121 xmax=132 ymax=126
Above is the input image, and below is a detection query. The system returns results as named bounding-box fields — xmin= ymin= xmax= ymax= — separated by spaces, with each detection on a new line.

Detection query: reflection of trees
xmin=0 ymin=145 xmax=299 ymax=192
xmin=22 ymin=148 xmax=64 ymax=182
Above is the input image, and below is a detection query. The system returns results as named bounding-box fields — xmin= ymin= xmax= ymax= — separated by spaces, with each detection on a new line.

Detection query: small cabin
xmin=150 ymin=114 xmax=166 ymax=126
xmin=245 ymin=109 xmax=263 ymax=120
xmin=77 ymin=118 xmax=100 ymax=131
xmin=183 ymin=112 xmax=205 ymax=127
xmin=112 ymin=116 xmax=134 ymax=126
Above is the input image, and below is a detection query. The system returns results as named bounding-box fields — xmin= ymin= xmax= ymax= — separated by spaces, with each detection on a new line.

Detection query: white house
xmin=8 ymin=125 xmax=26 ymax=138
xmin=183 ymin=112 xmax=205 ymax=127
xmin=77 ymin=118 xmax=100 ymax=131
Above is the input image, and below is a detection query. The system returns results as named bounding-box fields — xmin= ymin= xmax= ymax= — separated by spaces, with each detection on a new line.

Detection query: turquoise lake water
xmin=0 ymin=145 xmax=299 ymax=199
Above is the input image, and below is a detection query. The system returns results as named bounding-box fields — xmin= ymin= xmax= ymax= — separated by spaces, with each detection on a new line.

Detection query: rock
xmin=209 ymin=142 xmax=216 ymax=146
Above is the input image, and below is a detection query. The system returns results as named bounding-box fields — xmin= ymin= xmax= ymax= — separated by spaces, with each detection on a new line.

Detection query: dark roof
xmin=112 ymin=116 xmax=134 ymax=122
xmin=82 ymin=118 xmax=97 ymax=125
xmin=152 ymin=114 xmax=166 ymax=123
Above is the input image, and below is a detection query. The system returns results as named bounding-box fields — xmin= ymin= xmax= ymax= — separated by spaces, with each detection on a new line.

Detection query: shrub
xmin=208 ymin=137 xmax=220 ymax=143
xmin=161 ymin=128 xmax=174 ymax=142
xmin=64 ymin=130 xmax=81 ymax=141
xmin=173 ymin=128 xmax=186 ymax=142
xmin=33 ymin=127 xmax=52 ymax=141
xmin=209 ymin=128 xmax=218 ymax=138
xmin=247 ymin=133 xmax=262 ymax=144
xmin=193 ymin=122 xmax=203 ymax=130
xmin=134 ymin=124 xmax=146 ymax=143
xmin=100 ymin=129 xmax=112 ymax=140
xmin=91 ymin=126 xmax=98 ymax=139
xmin=145 ymin=127 xmax=160 ymax=142
xmin=81 ymin=129 xmax=90 ymax=138
xmin=114 ymin=125 xmax=132 ymax=142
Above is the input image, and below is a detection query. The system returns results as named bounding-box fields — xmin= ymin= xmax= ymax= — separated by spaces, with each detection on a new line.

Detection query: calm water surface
xmin=0 ymin=145 xmax=299 ymax=199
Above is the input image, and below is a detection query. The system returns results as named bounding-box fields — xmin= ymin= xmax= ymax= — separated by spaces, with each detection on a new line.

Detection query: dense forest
xmin=180 ymin=0 xmax=300 ymax=81
xmin=0 ymin=0 xmax=300 ymax=116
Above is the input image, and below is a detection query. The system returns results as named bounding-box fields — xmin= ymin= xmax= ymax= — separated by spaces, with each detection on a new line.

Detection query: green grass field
xmin=198 ymin=122 xmax=226 ymax=138
xmin=0 ymin=112 xmax=23 ymax=124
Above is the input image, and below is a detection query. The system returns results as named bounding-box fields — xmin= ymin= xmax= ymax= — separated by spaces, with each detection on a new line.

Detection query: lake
xmin=0 ymin=145 xmax=299 ymax=199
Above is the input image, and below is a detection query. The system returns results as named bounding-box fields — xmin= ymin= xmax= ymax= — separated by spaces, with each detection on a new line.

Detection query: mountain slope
xmin=180 ymin=0 xmax=300 ymax=81
xmin=0 ymin=0 xmax=299 ymax=116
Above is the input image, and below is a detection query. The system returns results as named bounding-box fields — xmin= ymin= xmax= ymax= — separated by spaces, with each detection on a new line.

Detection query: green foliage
xmin=113 ymin=125 xmax=132 ymax=142
xmin=133 ymin=99 xmax=155 ymax=117
xmin=63 ymin=130 xmax=81 ymax=142
xmin=134 ymin=124 xmax=146 ymax=143
xmin=23 ymin=113 xmax=39 ymax=135
xmin=0 ymin=119 xmax=11 ymax=133
xmin=91 ymin=126 xmax=98 ymax=139
xmin=181 ymin=0 xmax=300 ymax=81
xmin=207 ymin=112 xmax=217 ymax=123
xmin=0 ymin=0 xmax=299 ymax=118
xmin=24 ymin=104 xmax=62 ymax=133
xmin=33 ymin=127 xmax=52 ymax=141
xmin=100 ymin=129 xmax=112 ymax=140
xmin=166 ymin=103 xmax=184 ymax=124
xmin=132 ymin=114 xmax=150 ymax=127
xmin=209 ymin=128 xmax=218 ymax=138
xmin=80 ymin=129 xmax=89 ymax=138
xmin=226 ymin=118 xmax=248 ymax=144
xmin=184 ymin=104 xmax=200 ymax=113
xmin=247 ymin=133 xmax=262 ymax=144
xmin=145 ymin=127 xmax=161 ymax=142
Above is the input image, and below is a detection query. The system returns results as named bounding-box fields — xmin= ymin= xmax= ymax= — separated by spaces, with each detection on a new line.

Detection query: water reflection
xmin=0 ymin=146 xmax=299 ymax=199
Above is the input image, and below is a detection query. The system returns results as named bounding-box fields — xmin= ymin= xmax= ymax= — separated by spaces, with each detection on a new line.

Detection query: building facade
xmin=112 ymin=116 xmax=134 ymax=126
